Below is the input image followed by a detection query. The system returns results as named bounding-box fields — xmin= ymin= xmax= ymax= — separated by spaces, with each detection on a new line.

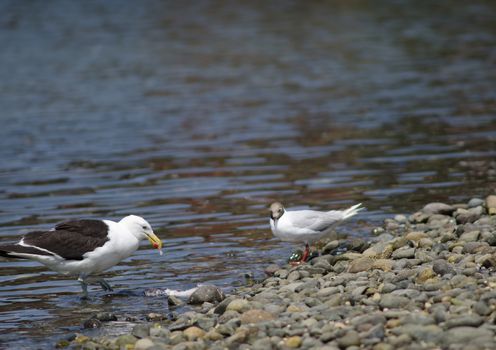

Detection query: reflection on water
xmin=1 ymin=0 xmax=496 ymax=347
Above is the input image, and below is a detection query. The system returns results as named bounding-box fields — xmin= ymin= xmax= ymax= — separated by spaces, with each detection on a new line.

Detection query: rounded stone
xmin=422 ymin=203 xmax=455 ymax=215
xmin=115 ymin=335 xmax=138 ymax=347
xmin=379 ymin=294 xmax=410 ymax=309
xmin=468 ymin=198 xmax=484 ymax=208
xmin=348 ymin=257 xmax=374 ymax=273
xmin=337 ymin=330 xmax=361 ymax=348
xmin=486 ymin=195 xmax=496 ymax=215
xmin=183 ymin=326 xmax=206 ymax=341
xmin=432 ymin=260 xmax=453 ymax=276
xmin=240 ymin=309 xmax=275 ymax=324
xmin=226 ymin=299 xmax=250 ymax=313
xmin=205 ymin=329 xmax=224 ymax=341
xmin=416 ymin=267 xmax=436 ymax=283
xmin=285 ymin=335 xmax=302 ymax=348
xmin=188 ymin=285 xmax=225 ymax=304
xmin=83 ymin=318 xmax=102 ymax=329
xmin=95 ymin=312 xmax=118 ymax=322
xmin=442 ymin=326 xmax=493 ymax=345
xmin=134 ymin=338 xmax=155 ymax=350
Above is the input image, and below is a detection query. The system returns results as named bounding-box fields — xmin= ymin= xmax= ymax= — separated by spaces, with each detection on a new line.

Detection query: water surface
xmin=0 ymin=1 xmax=496 ymax=348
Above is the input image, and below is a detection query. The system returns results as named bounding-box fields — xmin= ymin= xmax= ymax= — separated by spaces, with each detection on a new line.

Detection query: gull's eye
xmin=142 ymin=225 xmax=147 ymax=230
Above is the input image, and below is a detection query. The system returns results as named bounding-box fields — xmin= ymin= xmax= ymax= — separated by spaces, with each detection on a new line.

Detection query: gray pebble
xmin=251 ymin=337 xmax=272 ymax=350
xmin=432 ymin=259 xmax=454 ymax=275
xmin=468 ymin=198 xmax=484 ymax=208
xmin=473 ymin=301 xmax=491 ymax=316
xmin=287 ymin=271 xmax=301 ymax=282
xmin=95 ymin=312 xmax=118 ymax=322
xmin=422 ymin=202 xmax=455 ymax=215
xmin=132 ymin=324 xmax=151 ymax=339
xmin=444 ymin=315 xmax=483 ymax=328
xmin=391 ymin=247 xmax=415 ymax=260
xmin=442 ymin=326 xmax=494 ymax=345
xmin=83 ymin=318 xmax=102 ymax=329
xmin=379 ymin=294 xmax=410 ymax=309
xmin=337 ymin=330 xmax=361 ymax=348
xmin=168 ymin=295 xmax=184 ymax=307
xmin=188 ymin=285 xmax=225 ymax=304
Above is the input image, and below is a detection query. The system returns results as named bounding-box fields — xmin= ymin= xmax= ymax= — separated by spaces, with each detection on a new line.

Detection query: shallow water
xmin=0 ymin=0 xmax=495 ymax=348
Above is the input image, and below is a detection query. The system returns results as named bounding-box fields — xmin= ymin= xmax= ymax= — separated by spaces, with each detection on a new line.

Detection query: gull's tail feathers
xmin=341 ymin=203 xmax=365 ymax=220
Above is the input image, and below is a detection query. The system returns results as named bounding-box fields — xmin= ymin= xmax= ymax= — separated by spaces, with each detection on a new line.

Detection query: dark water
xmin=1 ymin=0 xmax=495 ymax=348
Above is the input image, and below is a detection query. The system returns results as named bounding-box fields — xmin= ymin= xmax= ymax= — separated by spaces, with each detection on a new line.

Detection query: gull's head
xmin=120 ymin=215 xmax=163 ymax=252
xmin=269 ymin=202 xmax=285 ymax=220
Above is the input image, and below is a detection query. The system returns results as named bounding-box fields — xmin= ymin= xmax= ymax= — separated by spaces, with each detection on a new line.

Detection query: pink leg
xmin=301 ymin=243 xmax=310 ymax=263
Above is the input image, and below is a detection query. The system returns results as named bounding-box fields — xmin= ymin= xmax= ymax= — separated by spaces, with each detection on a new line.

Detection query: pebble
xmin=348 ymin=257 xmax=374 ymax=273
xmin=188 ymin=285 xmax=225 ymax=304
xmin=168 ymin=295 xmax=184 ymax=307
xmin=379 ymin=294 xmax=410 ymax=309
xmin=444 ymin=315 xmax=483 ymax=328
xmin=183 ymin=326 xmax=206 ymax=341
xmin=468 ymin=198 xmax=484 ymax=208
xmin=83 ymin=318 xmax=102 ymax=329
xmin=67 ymin=197 xmax=496 ymax=350
xmin=337 ymin=330 xmax=361 ymax=348
xmin=422 ymin=202 xmax=455 ymax=215
xmin=94 ymin=312 xmax=117 ymax=322
xmin=442 ymin=326 xmax=494 ymax=345
xmin=226 ymin=299 xmax=250 ymax=313
xmin=132 ymin=324 xmax=151 ymax=339
xmin=486 ymin=195 xmax=496 ymax=215
xmin=285 ymin=335 xmax=302 ymax=348
xmin=134 ymin=338 xmax=155 ymax=350
xmin=146 ymin=313 xmax=168 ymax=322
xmin=432 ymin=259 xmax=453 ymax=275
xmin=391 ymin=247 xmax=415 ymax=259
xmin=240 ymin=309 xmax=275 ymax=324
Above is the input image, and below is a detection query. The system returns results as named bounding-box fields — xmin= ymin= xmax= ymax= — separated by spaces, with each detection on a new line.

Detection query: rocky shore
xmin=61 ymin=195 xmax=496 ymax=350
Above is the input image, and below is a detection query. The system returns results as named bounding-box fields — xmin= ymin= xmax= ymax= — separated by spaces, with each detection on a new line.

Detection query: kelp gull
xmin=0 ymin=215 xmax=163 ymax=298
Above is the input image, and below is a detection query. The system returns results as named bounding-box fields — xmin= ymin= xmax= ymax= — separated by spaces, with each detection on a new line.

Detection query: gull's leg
xmin=301 ymin=243 xmax=310 ymax=263
xmin=78 ymin=274 xmax=89 ymax=299
xmin=96 ymin=278 xmax=113 ymax=292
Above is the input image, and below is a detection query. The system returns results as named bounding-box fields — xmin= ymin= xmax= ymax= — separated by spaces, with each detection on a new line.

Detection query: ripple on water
xmin=1 ymin=0 xmax=496 ymax=348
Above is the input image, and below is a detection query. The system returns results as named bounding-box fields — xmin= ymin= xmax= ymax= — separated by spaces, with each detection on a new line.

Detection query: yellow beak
xmin=146 ymin=232 xmax=163 ymax=251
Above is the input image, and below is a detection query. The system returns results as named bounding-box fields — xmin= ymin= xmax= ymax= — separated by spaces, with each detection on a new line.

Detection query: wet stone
xmin=422 ymin=202 xmax=455 ymax=215
xmin=146 ymin=313 xmax=168 ymax=322
xmin=468 ymin=198 xmax=484 ymax=208
xmin=95 ymin=312 xmax=117 ymax=322
xmin=168 ymin=295 xmax=184 ymax=307
xmin=343 ymin=238 xmax=370 ymax=253
xmin=83 ymin=318 xmax=102 ymax=329
xmin=188 ymin=285 xmax=225 ymax=304
xmin=134 ymin=338 xmax=155 ymax=350
xmin=132 ymin=324 xmax=151 ymax=339
xmin=264 ymin=264 xmax=280 ymax=276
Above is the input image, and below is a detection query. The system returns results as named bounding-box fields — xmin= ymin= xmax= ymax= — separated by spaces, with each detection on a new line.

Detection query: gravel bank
xmin=61 ymin=195 xmax=496 ymax=350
